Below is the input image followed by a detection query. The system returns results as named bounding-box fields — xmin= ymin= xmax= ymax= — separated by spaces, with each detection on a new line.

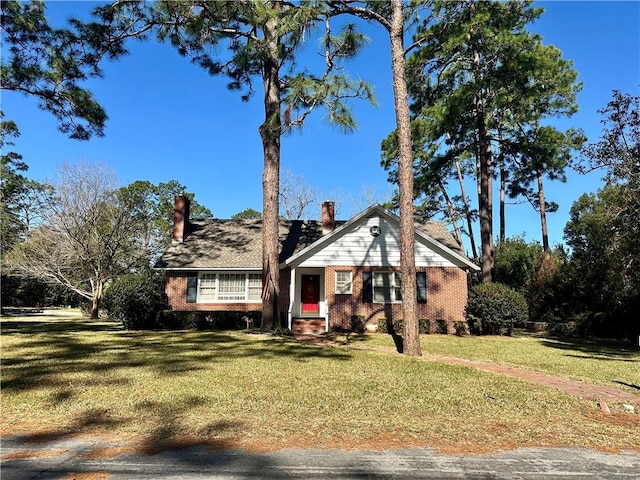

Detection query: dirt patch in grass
xmin=1 ymin=449 xmax=69 ymax=460
xmin=62 ymin=473 xmax=110 ymax=480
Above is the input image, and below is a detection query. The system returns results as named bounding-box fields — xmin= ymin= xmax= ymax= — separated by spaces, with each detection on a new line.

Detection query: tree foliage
xmin=5 ymin=162 xmax=141 ymax=318
xmin=0 ymin=0 xmax=128 ymax=140
xmin=492 ymin=236 xmax=543 ymax=292
xmin=0 ymin=118 xmax=53 ymax=253
xmin=563 ymin=185 xmax=638 ymax=338
xmin=382 ymin=0 xmax=580 ymax=279
xmin=560 ymin=90 xmax=640 ymax=339
xmin=118 ymin=180 xmax=212 ymax=266
xmin=232 ymin=208 xmax=262 ymax=220
xmin=88 ymin=0 xmax=375 ymax=329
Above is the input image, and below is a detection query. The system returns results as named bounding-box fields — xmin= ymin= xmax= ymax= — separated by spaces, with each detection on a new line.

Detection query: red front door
xmin=301 ymin=275 xmax=320 ymax=315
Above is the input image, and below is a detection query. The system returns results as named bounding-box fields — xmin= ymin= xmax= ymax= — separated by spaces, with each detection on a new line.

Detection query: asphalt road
xmin=2 ymin=435 xmax=639 ymax=479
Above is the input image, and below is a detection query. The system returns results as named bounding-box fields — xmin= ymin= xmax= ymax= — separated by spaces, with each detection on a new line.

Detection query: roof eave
xmin=282 ymin=204 xmax=480 ymax=271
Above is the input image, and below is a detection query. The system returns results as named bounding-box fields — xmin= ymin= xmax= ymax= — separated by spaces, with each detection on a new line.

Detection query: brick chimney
xmin=322 ymin=201 xmax=335 ymax=235
xmin=173 ymin=194 xmax=191 ymax=243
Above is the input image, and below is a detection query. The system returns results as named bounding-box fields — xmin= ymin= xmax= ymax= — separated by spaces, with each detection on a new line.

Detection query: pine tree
xmin=90 ymin=0 xmax=374 ymax=328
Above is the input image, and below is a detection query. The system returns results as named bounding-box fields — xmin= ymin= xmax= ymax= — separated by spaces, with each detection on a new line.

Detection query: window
xmin=199 ymin=273 xmax=217 ymax=301
xmin=194 ymin=272 xmax=262 ymax=303
xmin=247 ymin=274 xmax=262 ymax=301
xmin=363 ymin=271 xmax=427 ymax=304
xmin=373 ymin=272 xmax=402 ymax=303
xmin=416 ymin=271 xmax=427 ymax=303
xmin=217 ymin=273 xmax=246 ymax=301
xmin=335 ymin=270 xmax=353 ymax=294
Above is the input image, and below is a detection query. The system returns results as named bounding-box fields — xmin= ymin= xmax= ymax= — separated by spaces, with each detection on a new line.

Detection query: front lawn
xmin=356 ymin=331 xmax=640 ymax=392
xmin=1 ymin=313 xmax=638 ymax=453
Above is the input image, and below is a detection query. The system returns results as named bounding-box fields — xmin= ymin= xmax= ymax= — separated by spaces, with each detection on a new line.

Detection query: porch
xmin=287 ymin=267 xmax=328 ymax=333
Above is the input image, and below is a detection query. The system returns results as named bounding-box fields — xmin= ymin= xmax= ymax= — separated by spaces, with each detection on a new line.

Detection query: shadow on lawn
xmin=1 ymin=314 xmax=355 ymax=462
xmin=538 ymin=336 xmax=640 ymax=360
xmin=614 ymin=380 xmax=640 ymax=391
xmin=19 ymin=402 xmax=247 ymax=460
xmin=1 ymin=315 xmax=353 ymax=395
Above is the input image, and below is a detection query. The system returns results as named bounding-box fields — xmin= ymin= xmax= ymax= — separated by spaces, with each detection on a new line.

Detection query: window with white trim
xmin=199 ymin=273 xmax=217 ymax=302
xmin=363 ymin=271 xmax=427 ymax=304
xmin=373 ymin=272 xmax=402 ymax=303
xmin=247 ymin=274 xmax=262 ymax=301
xmin=196 ymin=272 xmax=262 ymax=302
xmin=335 ymin=270 xmax=353 ymax=294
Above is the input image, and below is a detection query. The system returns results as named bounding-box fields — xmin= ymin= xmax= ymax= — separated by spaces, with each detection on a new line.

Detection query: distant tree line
xmin=1 ymin=159 xmax=211 ymax=318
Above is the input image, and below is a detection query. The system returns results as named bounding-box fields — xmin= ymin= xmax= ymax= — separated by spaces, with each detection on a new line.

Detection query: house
xmin=155 ymin=195 xmax=480 ymax=334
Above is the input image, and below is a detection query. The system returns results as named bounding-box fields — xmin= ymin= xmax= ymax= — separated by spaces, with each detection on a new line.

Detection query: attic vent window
xmin=370 ymin=225 xmax=381 ymax=237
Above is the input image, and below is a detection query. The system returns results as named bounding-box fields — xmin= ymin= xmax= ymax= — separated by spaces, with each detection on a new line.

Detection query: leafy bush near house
xmin=453 ymin=321 xmax=468 ymax=336
xmin=350 ymin=315 xmax=366 ymax=333
xmin=377 ymin=318 xmax=431 ymax=334
xmin=466 ymin=283 xmax=528 ymax=336
xmin=103 ymin=274 xmax=168 ymax=330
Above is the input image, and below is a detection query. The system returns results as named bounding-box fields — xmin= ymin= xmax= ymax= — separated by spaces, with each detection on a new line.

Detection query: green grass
xmin=1 ymin=313 xmax=639 ymax=453
xmin=353 ymin=331 xmax=640 ymax=392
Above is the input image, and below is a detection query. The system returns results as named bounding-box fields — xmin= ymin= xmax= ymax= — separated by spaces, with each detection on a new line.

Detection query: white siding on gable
xmin=298 ymin=215 xmax=457 ymax=268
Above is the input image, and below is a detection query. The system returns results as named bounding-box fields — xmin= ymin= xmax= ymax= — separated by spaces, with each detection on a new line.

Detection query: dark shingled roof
xmin=155 ymin=216 xmax=464 ymax=270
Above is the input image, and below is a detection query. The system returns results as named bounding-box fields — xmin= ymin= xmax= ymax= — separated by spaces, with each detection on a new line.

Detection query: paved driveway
xmin=2 ymin=435 xmax=639 ymax=479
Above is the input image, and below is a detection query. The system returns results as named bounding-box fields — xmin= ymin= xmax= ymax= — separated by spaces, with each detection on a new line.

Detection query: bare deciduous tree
xmin=6 ymin=162 xmax=140 ymax=318
xmin=280 ymin=169 xmax=321 ymax=220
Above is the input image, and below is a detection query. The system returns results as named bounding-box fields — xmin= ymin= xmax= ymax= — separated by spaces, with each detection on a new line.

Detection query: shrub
xmin=350 ymin=315 xmax=366 ymax=333
xmin=453 ymin=321 xmax=468 ymax=336
xmin=433 ymin=319 xmax=448 ymax=334
xmin=418 ymin=319 xmax=431 ymax=334
xmin=158 ymin=310 xmax=261 ymax=330
xmin=466 ymin=283 xmax=528 ymax=335
xmin=103 ymin=274 xmax=168 ymax=330
xmin=377 ymin=319 xmax=431 ymax=334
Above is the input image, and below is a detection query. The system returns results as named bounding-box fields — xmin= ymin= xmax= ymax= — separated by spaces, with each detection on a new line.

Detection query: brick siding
xmin=166 ymin=266 xmax=469 ymax=334
xmin=165 ymin=272 xmax=260 ymax=313
xmin=325 ymin=265 xmax=468 ymax=334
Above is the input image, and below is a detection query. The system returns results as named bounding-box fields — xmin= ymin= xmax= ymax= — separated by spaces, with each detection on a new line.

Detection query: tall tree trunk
xmin=90 ymin=281 xmax=103 ymax=319
xmin=472 ymin=34 xmax=493 ymax=282
xmin=259 ymin=14 xmax=282 ymax=330
xmin=499 ymin=149 xmax=506 ymax=244
xmin=469 ymin=1 xmax=493 ymax=282
xmin=477 ymin=102 xmax=493 ymax=283
xmin=437 ymin=177 xmax=463 ymax=247
xmin=536 ymin=168 xmax=550 ymax=251
xmin=390 ymin=0 xmax=420 ymax=356
xmin=455 ymin=161 xmax=478 ymax=261
xmin=497 ymin=126 xmax=506 ymax=245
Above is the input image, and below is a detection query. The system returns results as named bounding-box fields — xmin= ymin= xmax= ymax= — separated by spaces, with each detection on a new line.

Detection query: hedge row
xmin=158 ymin=310 xmax=262 ymax=331
xmin=345 ymin=315 xmax=462 ymax=335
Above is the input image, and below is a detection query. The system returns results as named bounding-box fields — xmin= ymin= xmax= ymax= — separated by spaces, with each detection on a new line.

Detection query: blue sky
xmin=3 ymin=1 xmax=639 ymax=254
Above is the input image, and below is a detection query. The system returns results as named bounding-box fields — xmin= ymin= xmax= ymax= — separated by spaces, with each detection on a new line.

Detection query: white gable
xmin=285 ymin=207 xmax=477 ymax=269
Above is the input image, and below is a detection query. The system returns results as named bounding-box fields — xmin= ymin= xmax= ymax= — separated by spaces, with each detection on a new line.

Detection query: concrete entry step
xmin=292 ymin=318 xmax=325 ymax=335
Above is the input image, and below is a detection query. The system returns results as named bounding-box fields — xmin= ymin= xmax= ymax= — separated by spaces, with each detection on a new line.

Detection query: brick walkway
xmin=294 ymin=335 xmax=639 ymax=404
xmin=424 ymin=354 xmax=638 ymax=403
